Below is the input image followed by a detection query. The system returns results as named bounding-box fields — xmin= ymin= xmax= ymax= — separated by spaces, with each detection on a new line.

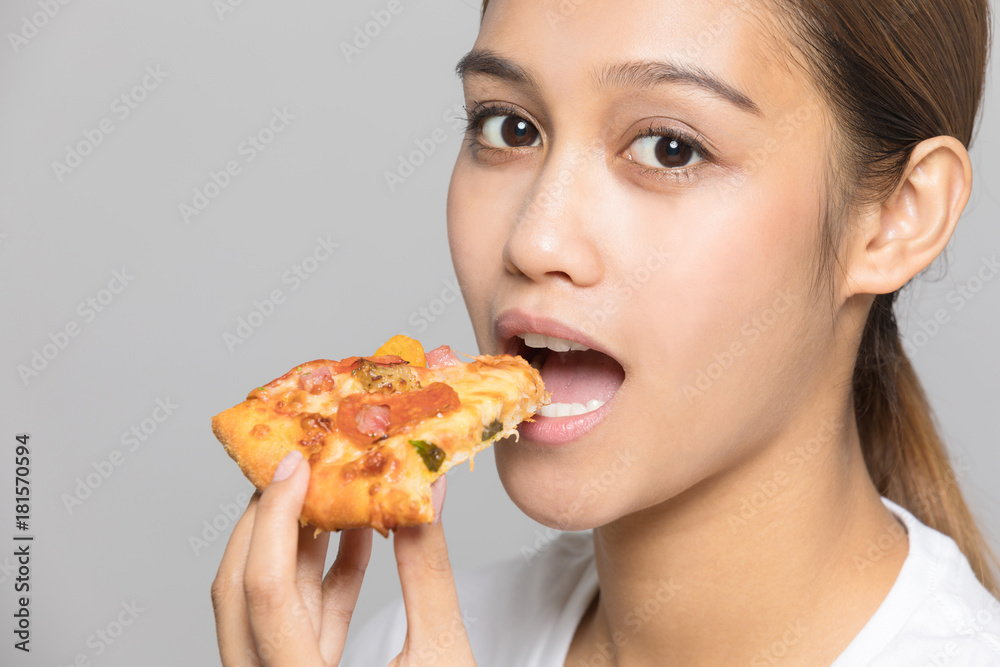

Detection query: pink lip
xmin=517 ymin=397 xmax=617 ymax=445
xmin=495 ymin=309 xmax=619 ymax=359
xmin=495 ymin=308 xmax=623 ymax=446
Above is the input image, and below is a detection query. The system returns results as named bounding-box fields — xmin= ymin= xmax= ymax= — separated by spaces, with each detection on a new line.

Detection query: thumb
xmin=392 ymin=476 xmax=474 ymax=663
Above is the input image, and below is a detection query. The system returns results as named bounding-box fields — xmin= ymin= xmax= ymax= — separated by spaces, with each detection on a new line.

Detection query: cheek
xmin=612 ymin=162 xmax=830 ymax=482
xmin=446 ymin=159 xmax=510 ymax=348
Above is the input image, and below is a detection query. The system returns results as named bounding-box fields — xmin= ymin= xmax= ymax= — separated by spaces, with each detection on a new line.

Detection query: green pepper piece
xmin=409 ymin=439 xmax=445 ymax=472
xmin=481 ymin=419 xmax=503 ymax=442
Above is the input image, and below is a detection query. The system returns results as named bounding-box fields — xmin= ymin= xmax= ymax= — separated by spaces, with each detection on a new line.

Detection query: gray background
xmin=0 ymin=1 xmax=996 ymax=665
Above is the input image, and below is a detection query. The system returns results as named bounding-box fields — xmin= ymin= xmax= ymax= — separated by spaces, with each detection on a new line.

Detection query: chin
xmin=494 ymin=438 xmax=627 ymax=531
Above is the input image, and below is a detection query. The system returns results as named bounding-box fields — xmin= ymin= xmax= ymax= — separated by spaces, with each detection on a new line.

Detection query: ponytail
xmin=773 ymin=0 xmax=998 ymax=595
xmin=855 ymin=291 xmax=999 ymax=596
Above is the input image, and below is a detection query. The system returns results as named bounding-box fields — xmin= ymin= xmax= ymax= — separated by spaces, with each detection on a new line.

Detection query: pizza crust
xmin=211 ymin=352 xmax=548 ymax=536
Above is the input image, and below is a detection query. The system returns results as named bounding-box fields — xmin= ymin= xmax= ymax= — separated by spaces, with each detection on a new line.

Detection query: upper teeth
xmin=519 ymin=332 xmax=590 ymax=352
xmin=518 ymin=333 xmax=606 ymax=418
xmin=536 ymin=400 xmax=605 ymax=418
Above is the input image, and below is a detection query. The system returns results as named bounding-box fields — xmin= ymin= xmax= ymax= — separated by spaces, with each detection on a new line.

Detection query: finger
xmin=392 ymin=476 xmax=474 ymax=660
xmin=318 ymin=527 xmax=374 ymax=665
xmin=243 ymin=450 xmax=324 ymax=666
xmin=211 ymin=490 xmax=262 ymax=667
xmin=296 ymin=522 xmax=331 ymax=637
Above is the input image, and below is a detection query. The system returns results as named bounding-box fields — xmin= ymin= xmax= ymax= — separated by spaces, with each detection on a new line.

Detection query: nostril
xmin=543 ymin=270 xmax=574 ymax=283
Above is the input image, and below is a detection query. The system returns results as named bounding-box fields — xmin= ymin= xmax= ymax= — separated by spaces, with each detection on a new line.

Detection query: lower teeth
xmin=536 ymin=399 xmax=605 ymax=418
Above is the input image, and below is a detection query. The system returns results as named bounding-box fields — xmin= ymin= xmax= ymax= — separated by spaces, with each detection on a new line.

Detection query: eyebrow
xmin=455 ymin=49 xmax=762 ymax=116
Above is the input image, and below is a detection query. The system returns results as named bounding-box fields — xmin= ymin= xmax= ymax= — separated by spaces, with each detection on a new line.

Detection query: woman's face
xmin=448 ymin=0 xmax=840 ymax=529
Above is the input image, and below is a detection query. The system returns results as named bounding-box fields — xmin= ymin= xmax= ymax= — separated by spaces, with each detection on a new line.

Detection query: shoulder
xmin=835 ymin=497 xmax=1000 ymax=666
xmin=340 ymin=530 xmax=597 ymax=666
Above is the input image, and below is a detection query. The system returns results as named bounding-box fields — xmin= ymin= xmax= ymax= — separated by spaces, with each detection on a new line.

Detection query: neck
xmin=572 ymin=397 xmax=909 ymax=666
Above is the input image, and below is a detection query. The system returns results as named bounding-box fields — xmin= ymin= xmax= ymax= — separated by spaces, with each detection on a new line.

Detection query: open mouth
xmin=507 ymin=332 xmax=626 ymax=418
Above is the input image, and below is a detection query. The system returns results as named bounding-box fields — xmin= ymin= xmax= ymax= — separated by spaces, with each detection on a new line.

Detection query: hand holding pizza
xmin=209 ymin=334 xmax=547 ymax=664
xmin=211 ymin=452 xmax=477 ymax=666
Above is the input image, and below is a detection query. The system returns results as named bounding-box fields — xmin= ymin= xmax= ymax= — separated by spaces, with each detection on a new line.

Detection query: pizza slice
xmin=211 ymin=335 xmax=549 ymax=536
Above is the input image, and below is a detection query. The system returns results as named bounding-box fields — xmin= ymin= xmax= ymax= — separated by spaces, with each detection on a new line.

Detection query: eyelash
xmin=462 ymin=102 xmax=525 ymax=155
xmin=462 ymin=102 xmax=713 ymax=183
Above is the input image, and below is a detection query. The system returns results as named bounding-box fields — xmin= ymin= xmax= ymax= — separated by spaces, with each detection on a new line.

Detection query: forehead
xmin=471 ymin=0 xmax=813 ymax=120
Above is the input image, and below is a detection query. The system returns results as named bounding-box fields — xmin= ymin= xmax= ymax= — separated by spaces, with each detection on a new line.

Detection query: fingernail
xmin=272 ymin=450 xmax=303 ymax=482
xmin=431 ymin=476 xmax=446 ymax=524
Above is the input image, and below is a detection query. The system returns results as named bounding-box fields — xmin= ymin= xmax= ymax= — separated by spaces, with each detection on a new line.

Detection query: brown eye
xmin=626 ymin=134 xmax=703 ymax=170
xmin=655 ymin=138 xmax=694 ymax=168
xmin=481 ymin=115 xmax=541 ymax=148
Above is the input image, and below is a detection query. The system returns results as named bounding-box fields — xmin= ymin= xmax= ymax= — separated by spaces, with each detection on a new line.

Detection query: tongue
xmin=539 ymin=350 xmax=625 ymax=405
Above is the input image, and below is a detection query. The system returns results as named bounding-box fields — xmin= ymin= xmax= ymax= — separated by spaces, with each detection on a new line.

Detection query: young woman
xmin=211 ymin=0 xmax=1000 ymax=664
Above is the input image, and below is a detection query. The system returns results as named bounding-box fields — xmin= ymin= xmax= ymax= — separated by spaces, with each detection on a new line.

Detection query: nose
xmin=502 ymin=150 xmax=605 ymax=287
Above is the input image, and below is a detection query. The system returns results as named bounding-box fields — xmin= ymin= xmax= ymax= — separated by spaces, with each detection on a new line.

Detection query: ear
xmin=842 ymin=136 xmax=972 ymax=297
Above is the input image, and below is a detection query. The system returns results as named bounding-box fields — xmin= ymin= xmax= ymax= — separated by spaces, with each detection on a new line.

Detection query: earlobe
xmin=844 ymin=136 xmax=972 ymax=297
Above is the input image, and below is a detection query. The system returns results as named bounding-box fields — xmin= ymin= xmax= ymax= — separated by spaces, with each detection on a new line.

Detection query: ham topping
xmin=425 ymin=345 xmax=462 ymax=368
xmin=355 ymin=404 xmax=391 ymax=438
xmin=298 ymin=365 xmax=335 ymax=394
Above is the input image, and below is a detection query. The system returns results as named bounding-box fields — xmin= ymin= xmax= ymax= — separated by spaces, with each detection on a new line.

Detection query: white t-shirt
xmin=340 ymin=497 xmax=1000 ymax=666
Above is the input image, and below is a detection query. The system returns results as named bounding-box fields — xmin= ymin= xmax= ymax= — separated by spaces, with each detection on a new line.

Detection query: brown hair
xmin=478 ymin=0 xmax=998 ymax=594
xmin=767 ymin=0 xmax=998 ymax=597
